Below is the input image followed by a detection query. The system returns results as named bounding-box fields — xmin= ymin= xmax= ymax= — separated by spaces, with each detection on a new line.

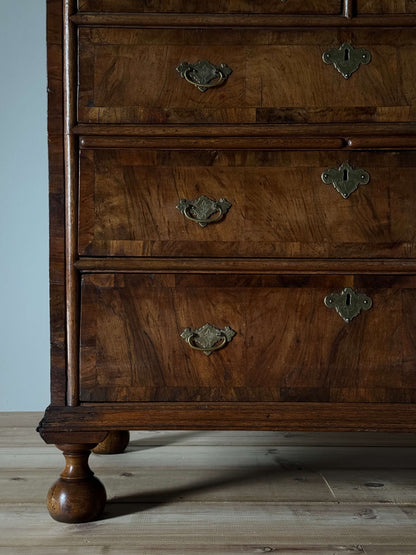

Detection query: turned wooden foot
xmin=47 ymin=444 xmax=107 ymax=523
xmin=93 ymin=431 xmax=130 ymax=454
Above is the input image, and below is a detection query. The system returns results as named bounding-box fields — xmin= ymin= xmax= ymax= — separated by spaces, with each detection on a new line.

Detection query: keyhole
xmin=344 ymin=48 xmax=350 ymax=61
xmin=346 ymin=293 xmax=351 ymax=306
xmin=343 ymin=169 xmax=348 ymax=181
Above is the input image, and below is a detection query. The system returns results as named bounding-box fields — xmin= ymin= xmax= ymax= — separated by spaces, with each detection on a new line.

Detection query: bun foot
xmin=47 ymin=444 xmax=106 ymax=523
xmin=93 ymin=431 xmax=130 ymax=454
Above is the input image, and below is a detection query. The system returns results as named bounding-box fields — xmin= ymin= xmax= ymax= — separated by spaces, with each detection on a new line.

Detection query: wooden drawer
xmin=78 ymin=27 xmax=416 ymax=125
xmin=77 ymin=0 xmax=343 ymax=14
xmin=78 ymin=149 xmax=416 ymax=259
xmin=77 ymin=0 xmax=416 ymax=15
xmin=358 ymin=0 xmax=416 ymax=14
xmin=79 ymin=273 xmax=416 ymax=404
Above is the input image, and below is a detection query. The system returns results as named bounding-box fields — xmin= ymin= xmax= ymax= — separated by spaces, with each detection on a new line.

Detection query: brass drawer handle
xmin=177 ymin=195 xmax=231 ymax=227
xmin=181 ymin=323 xmax=236 ymax=356
xmin=176 ymin=60 xmax=232 ymax=92
xmin=322 ymin=42 xmax=371 ymax=79
xmin=321 ymin=162 xmax=370 ymax=198
xmin=324 ymin=287 xmax=372 ymax=323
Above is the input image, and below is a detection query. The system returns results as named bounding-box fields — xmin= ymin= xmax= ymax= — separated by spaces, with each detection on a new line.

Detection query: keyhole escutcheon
xmin=322 ymin=42 xmax=372 ymax=79
xmin=321 ymin=162 xmax=370 ymax=199
xmin=324 ymin=287 xmax=373 ymax=323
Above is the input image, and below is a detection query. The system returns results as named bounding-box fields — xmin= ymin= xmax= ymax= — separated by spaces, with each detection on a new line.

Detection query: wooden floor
xmin=1 ymin=413 xmax=416 ymax=554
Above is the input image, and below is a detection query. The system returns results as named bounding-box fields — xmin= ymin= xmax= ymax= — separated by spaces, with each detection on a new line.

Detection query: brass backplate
xmin=181 ymin=323 xmax=236 ymax=356
xmin=176 ymin=60 xmax=232 ymax=92
xmin=177 ymin=195 xmax=231 ymax=227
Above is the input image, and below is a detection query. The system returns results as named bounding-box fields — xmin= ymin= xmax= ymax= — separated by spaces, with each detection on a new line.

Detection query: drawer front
xmin=77 ymin=1 xmax=343 ymax=14
xmin=78 ymin=27 xmax=416 ymax=125
xmin=359 ymin=1 xmax=416 ymax=13
xmin=78 ymin=149 xmax=416 ymax=258
xmin=80 ymin=274 xmax=416 ymax=403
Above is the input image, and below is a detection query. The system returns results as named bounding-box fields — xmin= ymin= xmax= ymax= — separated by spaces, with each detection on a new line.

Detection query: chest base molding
xmin=39 ymin=403 xmax=416 ymax=437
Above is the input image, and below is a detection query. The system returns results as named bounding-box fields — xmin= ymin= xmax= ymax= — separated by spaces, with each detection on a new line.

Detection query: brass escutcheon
xmin=321 ymin=162 xmax=370 ymax=198
xmin=324 ymin=287 xmax=372 ymax=323
xmin=322 ymin=42 xmax=371 ymax=79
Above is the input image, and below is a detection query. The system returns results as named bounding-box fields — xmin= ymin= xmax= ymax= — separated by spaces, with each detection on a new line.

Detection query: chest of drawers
xmin=39 ymin=0 xmax=416 ymax=523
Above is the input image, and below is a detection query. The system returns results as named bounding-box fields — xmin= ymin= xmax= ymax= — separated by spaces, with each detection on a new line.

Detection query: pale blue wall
xmin=0 ymin=0 xmax=50 ymax=410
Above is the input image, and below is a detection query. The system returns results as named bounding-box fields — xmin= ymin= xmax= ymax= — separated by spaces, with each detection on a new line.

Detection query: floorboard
xmin=1 ymin=412 xmax=416 ymax=554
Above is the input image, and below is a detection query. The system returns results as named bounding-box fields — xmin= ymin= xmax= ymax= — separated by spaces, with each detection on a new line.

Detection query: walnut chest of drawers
xmin=39 ymin=0 xmax=416 ymax=522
